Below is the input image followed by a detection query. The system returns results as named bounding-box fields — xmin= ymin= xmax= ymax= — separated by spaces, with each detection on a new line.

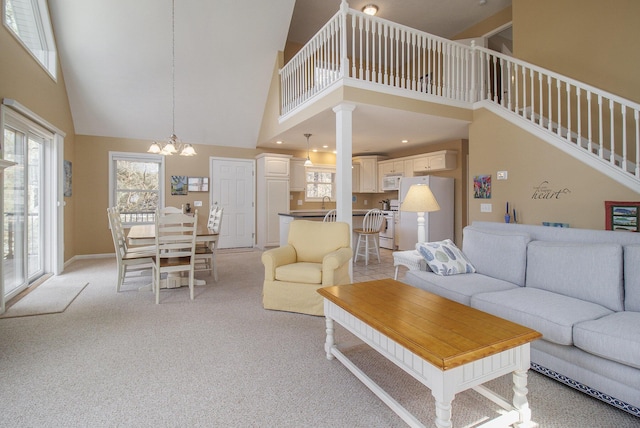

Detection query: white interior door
xmin=210 ymin=157 xmax=254 ymax=248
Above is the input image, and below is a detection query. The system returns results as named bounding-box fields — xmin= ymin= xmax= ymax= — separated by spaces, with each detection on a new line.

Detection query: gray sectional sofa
xmin=402 ymin=221 xmax=640 ymax=416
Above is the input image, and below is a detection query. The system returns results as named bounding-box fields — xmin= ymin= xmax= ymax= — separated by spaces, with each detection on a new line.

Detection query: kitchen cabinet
xmin=353 ymin=155 xmax=386 ymax=193
xmin=256 ymin=154 xmax=291 ymax=249
xmin=378 ymin=159 xmax=404 ymax=191
xmin=403 ymin=159 xmax=414 ymax=178
xmin=412 ymin=150 xmax=456 ymax=173
xmin=290 ymin=158 xmax=306 ymax=191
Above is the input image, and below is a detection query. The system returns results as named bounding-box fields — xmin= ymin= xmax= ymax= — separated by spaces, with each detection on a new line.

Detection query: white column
xmin=333 ymin=103 xmax=356 ymax=280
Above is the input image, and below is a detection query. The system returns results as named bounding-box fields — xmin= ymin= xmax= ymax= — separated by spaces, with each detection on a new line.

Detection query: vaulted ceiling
xmin=48 ymin=0 xmax=510 ymax=153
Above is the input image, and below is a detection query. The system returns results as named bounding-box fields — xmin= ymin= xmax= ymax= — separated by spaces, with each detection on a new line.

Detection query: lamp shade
xmin=401 ymin=184 xmax=441 ymax=212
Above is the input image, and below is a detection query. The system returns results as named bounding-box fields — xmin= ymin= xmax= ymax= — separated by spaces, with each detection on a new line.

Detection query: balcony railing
xmin=280 ymin=2 xmax=640 ymax=186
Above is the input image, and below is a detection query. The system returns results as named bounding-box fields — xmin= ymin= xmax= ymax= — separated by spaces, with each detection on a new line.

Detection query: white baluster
xmin=556 ymin=79 xmax=562 ymax=136
xmin=377 ymin=22 xmax=383 ymax=84
xmin=530 ymin=68 xmax=535 ymax=121
xmin=351 ymin=13 xmax=356 ymax=78
xmin=358 ymin=15 xmax=363 ymax=79
xmin=622 ymin=104 xmax=627 ymax=171
xmin=547 ymin=75 xmax=553 ymax=131
xmin=598 ymin=94 xmax=604 ymax=159
xmin=566 ymin=84 xmax=572 ymax=143
xmin=577 ymin=88 xmax=582 ymax=146
xmin=521 ymin=65 xmax=526 ymax=117
xmin=610 ymin=99 xmax=615 ymax=163
xmin=587 ymin=91 xmax=593 ymax=154
xmin=635 ymin=109 xmax=640 ymax=177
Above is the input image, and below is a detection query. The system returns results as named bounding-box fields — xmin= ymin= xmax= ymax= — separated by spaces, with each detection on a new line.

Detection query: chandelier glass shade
xmin=148 ymin=0 xmax=196 ymax=157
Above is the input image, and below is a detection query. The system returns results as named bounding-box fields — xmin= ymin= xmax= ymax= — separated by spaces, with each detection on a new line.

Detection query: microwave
xmin=382 ymin=174 xmax=402 ymax=191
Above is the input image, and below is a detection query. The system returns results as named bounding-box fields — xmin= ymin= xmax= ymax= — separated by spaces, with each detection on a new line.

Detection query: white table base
xmin=323 ymin=300 xmax=535 ymax=428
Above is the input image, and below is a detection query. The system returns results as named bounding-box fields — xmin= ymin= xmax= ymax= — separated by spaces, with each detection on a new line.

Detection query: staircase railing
xmin=279 ymin=3 xmax=640 ymax=184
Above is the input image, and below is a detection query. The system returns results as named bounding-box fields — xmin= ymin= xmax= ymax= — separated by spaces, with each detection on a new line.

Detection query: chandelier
xmin=304 ymin=133 xmax=313 ymax=166
xmin=148 ymin=0 xmax=196 ymax=157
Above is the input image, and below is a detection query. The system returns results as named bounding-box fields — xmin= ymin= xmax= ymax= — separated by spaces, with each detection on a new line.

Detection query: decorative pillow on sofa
xmin=417 ymin=240 xmax=476 ymax=276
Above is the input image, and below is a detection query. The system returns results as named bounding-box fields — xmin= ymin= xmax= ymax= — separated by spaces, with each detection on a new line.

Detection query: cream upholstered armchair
xmin=262 ymin=220 xmax=353 ymax=316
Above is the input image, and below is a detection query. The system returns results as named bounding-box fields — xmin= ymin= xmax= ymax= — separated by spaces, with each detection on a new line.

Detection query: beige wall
xmin=469 ymin=108 xmax=640 ymax=228
xmin=513 ymin=0 xmax=640 ymax=104
xmin=75 ymin=135 xmax=297 ymax=255
xmin=1 ymin=22 xmax=77 ymax=260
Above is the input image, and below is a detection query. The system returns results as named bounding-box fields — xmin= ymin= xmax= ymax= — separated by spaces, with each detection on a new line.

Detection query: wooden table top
xmin=318 ymin=279 xmax=541 ymax=371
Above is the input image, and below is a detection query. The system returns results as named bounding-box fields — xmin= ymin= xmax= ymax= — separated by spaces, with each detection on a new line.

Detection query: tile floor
xmin=352 ymin=248 xmax=408 ymax=283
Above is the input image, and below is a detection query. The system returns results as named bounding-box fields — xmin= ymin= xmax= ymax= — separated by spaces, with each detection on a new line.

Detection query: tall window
xmin=305 ymin=166 xmax=335 ymax=201
xmin=109 ymin=152 xmax=165 ymax=225
xmin=3 ymin=0 xmax=57 ymax=79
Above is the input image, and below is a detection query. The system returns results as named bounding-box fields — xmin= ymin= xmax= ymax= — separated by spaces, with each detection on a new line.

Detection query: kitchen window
xmin=304 ymin=165 xmax=335 ymax=201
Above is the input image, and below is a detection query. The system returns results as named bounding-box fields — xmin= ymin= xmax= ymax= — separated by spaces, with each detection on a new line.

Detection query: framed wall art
xmin=605 ymin=201 xmax=639 ymax=232
xmin=473 ymin=175 xmax=491 ymax=199
xmin=188 ymin=177 xmax=209 ymax=192
xmin=170 ymin=175 xmax=188 ymax=195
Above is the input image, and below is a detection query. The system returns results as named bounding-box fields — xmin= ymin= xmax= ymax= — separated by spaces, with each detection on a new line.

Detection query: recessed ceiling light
xmin=362 ymin=4 xmax=378 ymax=16
xmin=312 ymin=149 xmax=318 ymax=153
xmin=322 ymin=145 xmax=329 ymax=148
xmin=276 ymin=140 xmax=283 ymax=144
xmin=401 ymin=139 xmax=409 ymax=144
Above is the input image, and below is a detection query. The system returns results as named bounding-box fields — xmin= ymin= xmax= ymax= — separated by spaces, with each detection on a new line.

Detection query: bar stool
xmin=354 ymin=209 xmax=384 ymax=265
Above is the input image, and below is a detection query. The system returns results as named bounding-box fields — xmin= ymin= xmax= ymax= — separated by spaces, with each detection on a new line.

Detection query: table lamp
xmin=400 ymin=184 xmax=441 ymax=243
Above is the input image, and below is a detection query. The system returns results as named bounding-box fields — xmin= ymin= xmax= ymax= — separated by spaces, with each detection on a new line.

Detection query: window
xmin=305 ymin=166 xmax=335 ymax=201
xmin=109 ymin=152 xmax=165 ymax=225
xmin=4 ymin=0 xmax=57 ymax=79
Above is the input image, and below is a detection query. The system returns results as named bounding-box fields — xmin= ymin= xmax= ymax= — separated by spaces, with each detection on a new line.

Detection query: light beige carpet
xmin=0 ymin=278 xmax=88 ymax=318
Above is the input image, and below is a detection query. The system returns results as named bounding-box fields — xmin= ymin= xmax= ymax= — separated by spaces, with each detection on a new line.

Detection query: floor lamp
xmin=400 ymin=184 xmax=441 ymax=244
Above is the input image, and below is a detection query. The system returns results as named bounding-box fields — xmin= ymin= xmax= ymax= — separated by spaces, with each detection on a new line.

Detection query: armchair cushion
xmin=276 ymin=262 xmax=322 ymax=284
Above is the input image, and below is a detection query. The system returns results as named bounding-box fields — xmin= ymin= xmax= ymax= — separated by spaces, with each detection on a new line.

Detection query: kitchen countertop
xmin=279 ymin=209 xmax=371 ymax=218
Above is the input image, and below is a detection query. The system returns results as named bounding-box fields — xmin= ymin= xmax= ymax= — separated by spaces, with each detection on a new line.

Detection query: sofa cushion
xmin=417 ymin=240 xmax=475 ymax=276
xmin=462 ymin=226 xmax=530 ymax=286
xmin=624 ymin=245 xmax=640 ymax=312
xmin=526 ymin=241 xmax=624 ymax=312
xmin=574 ymin=312 xmax=640 ymax=370
xmin=470 ymin=288 xmax=613 ymax=346
xmin=403 ymin=270 xmax=518 ymax=305
xmin=275 ymin=262 xmax=322 ymax=284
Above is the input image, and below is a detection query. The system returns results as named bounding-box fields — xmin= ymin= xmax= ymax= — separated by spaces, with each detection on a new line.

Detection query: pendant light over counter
xmin=304 ymin=133 xmax=313 ymax=166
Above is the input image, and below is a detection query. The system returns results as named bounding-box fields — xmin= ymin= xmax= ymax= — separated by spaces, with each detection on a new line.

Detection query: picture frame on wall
xmin=188 ymin=177 xmax=209 ymax=192
xmin=171 ymin=175 xmax=188 ymax=195
xmin=605 ymin=201 xmax=639 ymax=232
xmin=473 ymin=175 xmax=491 ymax=199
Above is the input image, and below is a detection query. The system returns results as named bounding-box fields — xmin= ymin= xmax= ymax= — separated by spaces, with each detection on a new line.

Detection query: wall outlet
xmin=297 ymin=200 xmax=302 ymax=206
xmin=481 ymin=203 xmax=492 ymax=212
xmin=193 ymin=200 xmax=202 ymax=207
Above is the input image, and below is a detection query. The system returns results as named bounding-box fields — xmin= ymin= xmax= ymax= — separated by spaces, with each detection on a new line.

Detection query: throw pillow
xmin=417 ymin=240 xmax=476 ymax=276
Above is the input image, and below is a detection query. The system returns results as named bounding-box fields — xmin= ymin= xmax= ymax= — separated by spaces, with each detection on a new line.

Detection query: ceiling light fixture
xmin=304 ymin=133 xmax=313 ymax=166
xmin=362 ymin=4 xmax=378 ymax=16
xmin=148 ymin=0 xmax=196 ymax=157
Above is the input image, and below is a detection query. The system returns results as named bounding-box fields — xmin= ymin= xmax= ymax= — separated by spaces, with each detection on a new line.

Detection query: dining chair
xmin=353 ymin=208 xmax=385 ymax=265
xmin=323 ymin=209 xmax=337 ymax=222
xmin=195 ymin=206 xmax=224 ymax=280
xmin=107 ymin=207 xmax=154 ymax=292
xmin=152 ymin=210 xmax=198 ymax=304
xmin=159 ymin=206 xmax=183 ymax=215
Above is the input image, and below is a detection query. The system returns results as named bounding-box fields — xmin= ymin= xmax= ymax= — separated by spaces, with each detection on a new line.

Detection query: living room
xmin=1 ymin=0 xmax=640 ymax=425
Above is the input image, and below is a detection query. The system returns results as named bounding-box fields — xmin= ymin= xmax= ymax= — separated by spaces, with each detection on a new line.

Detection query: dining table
xmin=127 ymin=224 xmax=220 ymax=289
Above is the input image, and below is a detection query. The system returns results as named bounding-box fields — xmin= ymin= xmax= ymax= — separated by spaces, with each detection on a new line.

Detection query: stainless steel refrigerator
xmin=397 ymin=175 xmax=454 ymax=250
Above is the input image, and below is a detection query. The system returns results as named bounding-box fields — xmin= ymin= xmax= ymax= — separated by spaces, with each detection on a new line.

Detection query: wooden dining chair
xmin=107 ymin=207 xmax=154 ymax=292
xmin=323 ymin=209 xmax=337 ymax=222
xmin=354 ymin=208 xmax=385 ymax=265
xmin=152 ymin=210 xmax=198 ymax=304
xmin=195 ymin=206 xmax=223 ymax=280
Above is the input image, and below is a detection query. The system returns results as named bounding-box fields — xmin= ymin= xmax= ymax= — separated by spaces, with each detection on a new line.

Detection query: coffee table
xmin=317 ymin=279 xmax=542 ymax=428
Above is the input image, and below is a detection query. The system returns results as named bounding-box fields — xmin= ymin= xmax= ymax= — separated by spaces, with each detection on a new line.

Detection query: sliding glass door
xmin=3 ymin=120 xmax=46 ymax=299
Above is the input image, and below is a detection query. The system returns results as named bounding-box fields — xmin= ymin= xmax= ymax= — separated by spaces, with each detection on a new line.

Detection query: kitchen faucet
xmin=322 ymin=196 xmax=331 ymax=209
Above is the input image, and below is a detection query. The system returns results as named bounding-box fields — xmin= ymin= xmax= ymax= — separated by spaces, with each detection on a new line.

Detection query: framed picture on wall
xmin=171 ymin=175 xmax=188 ymax=195
xmin=188 ymin=177 xmax=209 ymax=192
xmin=605 ymin=201 xmax=639 ymax=232
xmin=473 ymin=175 xmax=491 ymax=199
